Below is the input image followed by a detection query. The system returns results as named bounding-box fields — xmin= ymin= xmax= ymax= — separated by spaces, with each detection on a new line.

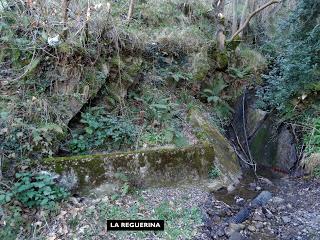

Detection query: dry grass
xmin=301 ymin=153 xmax=320 ymax=175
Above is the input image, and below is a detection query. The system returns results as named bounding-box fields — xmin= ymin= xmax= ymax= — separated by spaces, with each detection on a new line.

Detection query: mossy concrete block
xmin=43 ymin=144 xmax=215 ymax=192
xmin=188 ymin=109 xmax=242 ymax=191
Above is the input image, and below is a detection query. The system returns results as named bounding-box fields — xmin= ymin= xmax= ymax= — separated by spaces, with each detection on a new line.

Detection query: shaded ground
xmin=21 ymin=186 xmax=208 ymax=240
xmin=199 ymin=176 xmax=320 ymax=240
xmin=4 ymin=175 xmax=320 ymax=240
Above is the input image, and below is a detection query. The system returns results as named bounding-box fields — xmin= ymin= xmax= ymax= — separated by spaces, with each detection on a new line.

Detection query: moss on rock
xmin=188 ymin=109 xmax=242 ymax=191
xmin=43 ymin=144 xmax=215 ymax=192
xmin=191 ymin=51 xmax=210 ymax=82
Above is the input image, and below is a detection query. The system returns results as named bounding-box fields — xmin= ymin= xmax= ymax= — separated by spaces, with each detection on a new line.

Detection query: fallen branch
xmin=229 ymin=0 xmax=281 ymax=42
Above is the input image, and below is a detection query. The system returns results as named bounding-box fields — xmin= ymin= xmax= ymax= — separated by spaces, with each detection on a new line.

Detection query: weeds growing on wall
xmin=68 ymin=108 xmax=137 ymax=153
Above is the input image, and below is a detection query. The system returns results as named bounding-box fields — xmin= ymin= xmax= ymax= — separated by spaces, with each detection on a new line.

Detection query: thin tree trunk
xmin=229 ymin=0 xmax=280 ymax=42
xmin=248 ymin=0 xmax=256 ymax=13
xmin=232 ymin=0 xmax=238 ymax=35
xmin=214 ymin=0 xmax=226 ymax=51
xmin=239 ymin=0 xmax=249 ymax=38
xmin=127 ymin=0 xmax=136 ymax=22
xmin=62 ymin=0 xmax=70 ymax=38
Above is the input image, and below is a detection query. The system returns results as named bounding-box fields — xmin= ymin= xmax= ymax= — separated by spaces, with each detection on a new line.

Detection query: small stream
xmin=214 ymin=166 xmax=280 ymax=205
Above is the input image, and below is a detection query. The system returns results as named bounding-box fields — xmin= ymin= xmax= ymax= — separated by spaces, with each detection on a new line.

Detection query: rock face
xmin=275 ymin=126 xmax=297 ymax=172
xmin=249 ymin=117 xmax=297 ymax=172
xmin=230 ymin=91 xmax=298 ymax=173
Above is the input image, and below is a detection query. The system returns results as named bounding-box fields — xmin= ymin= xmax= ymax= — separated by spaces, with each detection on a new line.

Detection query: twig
xmin=231 ymin=123 xmax=250 ymax=161
xmin=0 ymin=181 xmax=11 ymax=190
xmin=242 ymin=88 xmax=257 ymax=173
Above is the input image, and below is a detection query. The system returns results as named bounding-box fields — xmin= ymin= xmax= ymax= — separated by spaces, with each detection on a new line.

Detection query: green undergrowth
xmin=0 ymin=172 xmax=69 ymax=240
xmin=65 ymin=84 xmax=217 ymax=154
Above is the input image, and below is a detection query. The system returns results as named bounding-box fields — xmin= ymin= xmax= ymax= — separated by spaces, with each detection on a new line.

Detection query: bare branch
xmin=229 ymin=0 xmax=281 ymax=42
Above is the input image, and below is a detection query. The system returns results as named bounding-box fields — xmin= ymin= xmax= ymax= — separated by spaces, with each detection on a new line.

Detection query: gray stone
xmin=265 ymin=212 xmax=273 ymax=219
xmin=255 ymin=222 xmax=264 ymax=229
xmin=217 ymin=229 xmax=225 ymax=237
xmin=282 ymin=216 xmax=291 ymax=224
xmin=229 ymin=232 xmax=244 ymax=240
xmin=247 ymin=225 xmax=256 ymax=232
xmin=248 ymin=182 xmax=257 ymax=191
xmin=253 ymin=212 xmax=264 ymax=221
xmin=271 ymin=197 xmax=285 ymax=204
xmin=225 ymin=223 xmax=245 ymax=236
xmin=275 ymin=126 xmax=298 ymax=172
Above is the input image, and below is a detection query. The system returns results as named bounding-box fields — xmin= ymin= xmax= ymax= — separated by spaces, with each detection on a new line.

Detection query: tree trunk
xmin=232 ymin=0 xmax=238 ymax=35
xmin=239 ymin=0 xmax=249 ymax=38
xmin=214 ymin=0 xmax=226 ymax=51
xmin=127 ymin=0 xmax=136 ymax=22
xmin=229 ymin=0 xmax=280 ymax=42
xmin=62 ymin=0 xmax=71 ymax=38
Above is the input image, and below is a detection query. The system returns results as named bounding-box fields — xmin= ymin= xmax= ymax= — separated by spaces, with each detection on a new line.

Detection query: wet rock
xmin=247 ymin=108 xmax=268 ymax=137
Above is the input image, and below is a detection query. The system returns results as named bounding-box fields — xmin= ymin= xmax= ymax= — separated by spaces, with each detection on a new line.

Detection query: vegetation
xmin=258 ymin=0 xmax=320 ymax=112
xmin=68 ymin=108 xmax=138 ymax=153
xmin=209 ymin=166 xmax=221 ymax=179
xmin=1 ymin=0 xmax=319 ymax=238
xmin=0 ymin=172 xmax=69 ymax=240
xmin=0 ymin=172 xmax=69 ymax=209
